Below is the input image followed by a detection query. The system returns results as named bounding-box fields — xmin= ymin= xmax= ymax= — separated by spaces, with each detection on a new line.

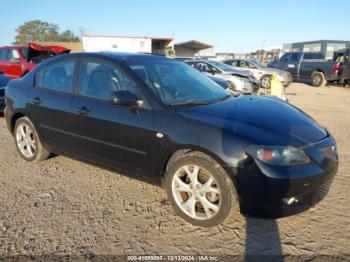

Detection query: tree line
xmin=13 ymin=20 xmax=81 ymax=45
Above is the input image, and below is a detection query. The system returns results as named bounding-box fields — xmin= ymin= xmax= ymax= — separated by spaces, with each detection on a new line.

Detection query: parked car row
xmin=222 ymin=58 xmax=292 ymax=88
xmin=4 ymin=52 xmax=338 ymax=227
xmin=0 ymin=43 xmax=70 ymax=79
xmin=268 ymin=52 xmax=347 ymax=87
xmin=185 ymin=60 xmax=260 ymax=94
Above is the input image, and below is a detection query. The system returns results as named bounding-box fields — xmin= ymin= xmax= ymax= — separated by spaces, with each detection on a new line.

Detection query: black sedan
xmin=0 ymin=72 xmax=9 ymax=112
xmin=4 ymin=53 xmax=338 ymax=227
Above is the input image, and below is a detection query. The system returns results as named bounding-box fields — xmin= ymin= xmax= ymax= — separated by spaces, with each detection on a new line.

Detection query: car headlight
xmin=245 ymin=146 xmax=310 ymax=166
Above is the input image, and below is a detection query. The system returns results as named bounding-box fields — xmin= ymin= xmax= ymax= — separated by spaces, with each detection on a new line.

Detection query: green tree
xmin=13 ymin=20 xmax=80 ymax=45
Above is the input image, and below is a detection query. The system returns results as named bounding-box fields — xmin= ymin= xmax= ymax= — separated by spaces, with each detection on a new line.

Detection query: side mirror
xmin=0 ymin=70 xmax=3 ymax=75
xmin=112 ymin=90 xmax=143 ymax=107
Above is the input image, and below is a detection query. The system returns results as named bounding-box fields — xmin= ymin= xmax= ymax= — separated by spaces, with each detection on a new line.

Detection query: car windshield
xmin=208 ymin=60 xmax=235 ymax=72
xmin=127 ymin=60 xmax=230 ymax=106
xmin=249 ymin=59 xmax=266 ymax=68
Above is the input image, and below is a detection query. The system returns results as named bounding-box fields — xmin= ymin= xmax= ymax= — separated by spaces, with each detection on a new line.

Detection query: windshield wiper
xmin=169 ymin=100 xmax=211 ymax=107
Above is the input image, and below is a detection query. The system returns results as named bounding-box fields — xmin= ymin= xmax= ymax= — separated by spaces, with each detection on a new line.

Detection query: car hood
xmin=27 ymin=42 xmax=70 ymax=63
xmin=223 ymin=69 xmax=252 ymax=77
xmin=177 ymin=95 xmax=327 ymax=146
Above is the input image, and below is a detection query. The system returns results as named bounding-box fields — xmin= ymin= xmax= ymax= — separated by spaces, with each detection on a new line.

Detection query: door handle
xmin=31 ymin=97 xmax=42 ymax=105
xmin=77 ymin=106 xmax=90 ymax=115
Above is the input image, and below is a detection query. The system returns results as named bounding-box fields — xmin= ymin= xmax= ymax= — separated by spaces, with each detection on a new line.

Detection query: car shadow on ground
xmin=244 ymin=217 xmax=284 ymax=262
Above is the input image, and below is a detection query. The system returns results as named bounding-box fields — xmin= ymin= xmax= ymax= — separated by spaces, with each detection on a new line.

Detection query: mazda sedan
xmin=4 ymin=53 xmax=338 ymax=227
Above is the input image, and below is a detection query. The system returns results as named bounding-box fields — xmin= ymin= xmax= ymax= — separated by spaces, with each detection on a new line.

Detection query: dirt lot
xmin=0 ymin=82 xmax=349 ymax=259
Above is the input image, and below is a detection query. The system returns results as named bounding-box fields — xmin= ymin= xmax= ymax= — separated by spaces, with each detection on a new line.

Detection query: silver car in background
xmin=222 ymin=58 xmax=292 ymax=88
xmin=185 ymin=60 xmax=260 ymax=94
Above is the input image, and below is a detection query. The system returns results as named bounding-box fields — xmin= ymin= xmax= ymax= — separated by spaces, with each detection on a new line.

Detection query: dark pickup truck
xmin=268 ymin=52 xmax=339 ymax=87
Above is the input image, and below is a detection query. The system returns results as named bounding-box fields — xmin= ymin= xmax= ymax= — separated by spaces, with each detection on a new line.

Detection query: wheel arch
xmin=161 ymin=146 xmax=236 ymax=187
xmin=10 ymin=112 xmax=26 ymax=134
xmin=311 ymin=69 xmax=325 ymax=76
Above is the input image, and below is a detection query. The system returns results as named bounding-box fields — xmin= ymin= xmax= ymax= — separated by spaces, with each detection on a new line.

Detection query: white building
xmin=174 ymin=40 xmax=214 ymax=57
xmin=82 ymin=35 xmax=173 ymax=55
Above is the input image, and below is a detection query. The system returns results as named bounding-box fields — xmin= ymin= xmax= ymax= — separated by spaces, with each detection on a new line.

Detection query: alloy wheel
xmin=313 ymin=75 xmax=321 ymax=86
xmin=171 ymin=165 xmax=221 ymax=220
xmin=16 ymin=123 xmax=36 ymax=158
xmin=261 ymin=76 xmax=271 ymax=88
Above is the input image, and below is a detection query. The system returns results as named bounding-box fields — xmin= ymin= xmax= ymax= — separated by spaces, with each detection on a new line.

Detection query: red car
xmin=0 ymin=43 xmax=70 ymax=79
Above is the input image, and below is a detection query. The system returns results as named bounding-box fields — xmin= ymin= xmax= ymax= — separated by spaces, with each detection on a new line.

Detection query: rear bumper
xmin=234 ymin=136 xmax=338 ymax=218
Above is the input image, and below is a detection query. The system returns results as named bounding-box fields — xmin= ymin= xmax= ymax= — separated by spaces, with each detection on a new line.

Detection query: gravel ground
xmin=0 ymin=82 xmax=349 ymax=259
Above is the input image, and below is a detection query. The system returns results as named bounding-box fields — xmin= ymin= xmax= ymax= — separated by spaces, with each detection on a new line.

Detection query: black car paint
xmin=4 ymin=53 xmax=338 ymax=217
xmin=0 ymin=74 xmax=9 ymax=112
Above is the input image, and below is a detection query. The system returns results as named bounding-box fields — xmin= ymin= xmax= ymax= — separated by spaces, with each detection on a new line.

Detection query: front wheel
xmin=164 ymin=152 xmax=237 ymax=227
xmin=260 ymin=75 xmax=271 ymax=88
xmin=311 ymin=72 xmax=326 ymax=87
xmin=14 ymin=117 xmax=50 ymax=162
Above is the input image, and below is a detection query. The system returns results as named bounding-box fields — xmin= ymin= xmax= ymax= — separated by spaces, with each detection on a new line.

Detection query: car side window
xmin=247 ymin=62 xmax=254 ymax=68
xmin=36 ymin=59 xmax=75 ymax=93
xmin=7 ymin=50 xmax=20 ymax=62
xmin=81 ymin=60 xmax=139 ymax=101
xmin=230 ymin=60 xmax=239 ymax=67
xmin=280 ymin=53 xmax=292 ymax=62
xmin=238 ymin=60 xmax=248 ymax=68
xmin=290 ymin=53 xmax=300 ymax=62
xmin=0 ymin=49 xmax=9 ymax=61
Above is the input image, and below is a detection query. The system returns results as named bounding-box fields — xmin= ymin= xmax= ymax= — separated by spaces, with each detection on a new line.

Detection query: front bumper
xmin=235 ymin=135 xmax=338 ymax=218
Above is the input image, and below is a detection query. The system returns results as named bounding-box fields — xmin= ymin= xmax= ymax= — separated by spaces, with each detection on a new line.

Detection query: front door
xmin=71 ymin=59 xmax=156 ymax=175
xmin=6 ymin=49 xmax=22 ymax=78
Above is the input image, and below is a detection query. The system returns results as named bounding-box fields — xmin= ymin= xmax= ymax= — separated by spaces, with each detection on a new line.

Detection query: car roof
xmin=62 ymin=52 xmax=170 ymax=63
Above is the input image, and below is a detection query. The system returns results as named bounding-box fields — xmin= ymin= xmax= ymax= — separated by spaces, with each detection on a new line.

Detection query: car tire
xmin=260 ymin=75 xmax=271 ymax=88
xmin=311 ymin=71 xmax=326 ymax=87
xmin=14 ymin=117 xmax=50 ymax=162
xmin=164 ymin=151 xmax=237 ymax=227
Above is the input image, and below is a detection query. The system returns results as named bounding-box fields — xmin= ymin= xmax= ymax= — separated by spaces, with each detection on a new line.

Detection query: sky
xmin=1 ymin=0 xmax=349 ymax=53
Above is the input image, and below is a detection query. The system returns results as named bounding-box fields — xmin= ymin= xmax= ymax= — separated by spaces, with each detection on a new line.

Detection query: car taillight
xmin=332 ymin=64 xmax=340 ymax=74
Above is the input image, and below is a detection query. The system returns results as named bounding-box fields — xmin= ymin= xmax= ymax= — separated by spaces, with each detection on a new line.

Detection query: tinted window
xmin=81 ymin=60 xmax=138 ymax=101
xmin=0 ymin=49 xmax=9 ymax=61
xmin=225 ymin=60 xmax=238 ymax=67
xmin=303 ymin=53 xmax=324 ymax=59
xmin=280 ymin=53 xmax=292 ymax=62
xmin=36 ymin=60 xmax=75 ymax=92
xmin=290 ymin=53 xmax=300 ymax=62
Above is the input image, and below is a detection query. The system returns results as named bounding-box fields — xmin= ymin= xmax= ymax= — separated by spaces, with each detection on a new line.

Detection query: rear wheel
xmin=311 ymin=71 xmax=326 ymax=87
xmin=14 ymin=117 xmax=50 ymax=162
xmin=164 ymin=151 xmax=237 ymax=227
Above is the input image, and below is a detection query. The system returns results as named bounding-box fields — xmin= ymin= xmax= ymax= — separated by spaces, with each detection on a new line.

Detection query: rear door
xmin=71 ymin=59 xmax=156 ymax=174
xmin=28 ymin=58 xmax=77 ymax=155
